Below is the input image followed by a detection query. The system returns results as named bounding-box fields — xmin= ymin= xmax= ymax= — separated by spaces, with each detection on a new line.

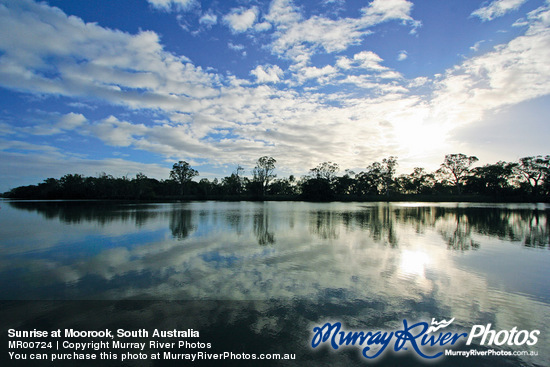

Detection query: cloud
xmin=397 ymin=50 xmax=408 ymax=61
xmin=470 ymin=40 xmax=486 ymax=52
xmin=264 ymin=0 xmax=302 ymax=27
xmin=86 ymin=116 xmax=147 ymax=147
xmin=426 ymin=2 xmax=550 ymax=160
xmin=334 ymin=51 xmax=389 ymax=77
xmin=223 ymin=7 xmax=258 ymax=33
xmin=58 ymin=112 xmax=87 ymax=130
xmin=228 ymin=42 xmax=247 ymax=57
xmin=360 ymin=0 xmax=415 ymax=23
xmin=471 ymin=0 xmax=529 ymax=21
xmin=0 ymin=0 xmax=428 ymax=175
xmin=254 ymin=22 xmax=272 ymax=32
xmin=353 ymin=51 xmax=388 ymax=70
xmin=0 ymin=0 xmax=221 ymax=114
xmin=265 ymin=0 xmax=418 ymax=66
xmin=295 ymin=65 xmax=338 ymax=84
xmin=408 ymin=76 xmax=429 ymax=88
xmin=147 ymin=0 xmax=197 ymax=12
xmin=10 ymin=111 xmax=87 ymax=136
xmin=199 ymin=11 xmax=218 ymax=27
xmin=251 ymin=65 xmax=284 ymax=83
xmin=2 ymin=0 xmax=550 ymax=187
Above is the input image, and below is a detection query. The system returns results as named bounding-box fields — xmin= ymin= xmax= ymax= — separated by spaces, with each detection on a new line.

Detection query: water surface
xmin=1 ymin=201 xmax=549 ymax=366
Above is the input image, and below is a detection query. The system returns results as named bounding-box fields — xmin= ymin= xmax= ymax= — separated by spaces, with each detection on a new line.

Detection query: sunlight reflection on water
xmin=0 ymin=200 xmax=548 ymax=366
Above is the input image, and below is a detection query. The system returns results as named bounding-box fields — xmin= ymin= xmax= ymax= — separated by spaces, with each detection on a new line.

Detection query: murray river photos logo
xmin=310 ymin=318 xmax=540 ymax=360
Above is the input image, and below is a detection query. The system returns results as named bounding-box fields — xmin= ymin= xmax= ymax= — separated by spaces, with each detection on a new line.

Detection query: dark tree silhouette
xmin=170 ymin=161 xmax=199 ymax=196
xmin=438 ymin=153 xmax=479 ymax=195
xmin=515 ymin=155 xmax=549 ymax=195
xmin=252 ymin=156 xmax=276 ymax=197
xmin=3 ymin=153 xmax=550 ymax=202
xmin=466 ymin=161 xmax=516 ymax=196
xmin=381 ymin=156 xmax=398 ymax=197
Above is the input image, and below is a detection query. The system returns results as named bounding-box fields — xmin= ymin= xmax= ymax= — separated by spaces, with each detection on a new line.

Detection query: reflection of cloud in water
xmin=1 ymin=201 xmax=549 ymax=365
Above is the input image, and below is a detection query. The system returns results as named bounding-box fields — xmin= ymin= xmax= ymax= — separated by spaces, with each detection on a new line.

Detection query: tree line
xmin=2 ymin=154 xmax=549 ymax=201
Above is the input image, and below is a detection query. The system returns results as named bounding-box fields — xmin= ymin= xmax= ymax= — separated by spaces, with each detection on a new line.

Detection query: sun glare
xmin=399 ymin=250 xmax=430 ymax=278
xmin=391 ymin=109 xmax=449 ymax=156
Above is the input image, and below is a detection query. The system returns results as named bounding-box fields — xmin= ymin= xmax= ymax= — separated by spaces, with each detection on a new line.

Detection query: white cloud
xmin=379 ymin=70 xmax=403 ymax=79
xmin=0 ymin=0 xmax=220 ymax=113
xmin=58 ymin=112 xmax=87 ymax=130
xmin=199 ymin=11 xmax=218 ymax=27
xmin=251 ymin=65 xmax=284 ymax=83
xmin=360 ymin=0 xmax=415 ymax=24
xmin=2 ymin=0 xmax=550 ymax=186
xmin=295 ymin=65 xmax=338 ymax=84
xmin=265 ymin=0 xmax=417 ymax=66
xmin=86 ymin=116 xmax=147 ymax=147
xmin=354 ymin=51 xmax=387 ymax=70
xmin=228 ymin=42 xmax=245 ymax=51
xmin=147 ymin=0 xmax=196 ymax=12
xmin=470 ymin=40 xmax=486 ymax=52
xmin=264 ymin=0 xmax=302 ymax=27
xmin=254 ymin=22 xmax=272 ymax=32
xmin=397 ymin=50 xmax=408 ymax=61
xmin=408 ymin=76 xmax=429 ymax=88
xmin=335 ymin=56 xmax=353 ymax=70
xmin=335 ymin=51 xmax=387 ymax=72
xmin=430 ymin=2 xmax=550 ymax=148
xmin=471 ymin=0 xmax=529 ymax=21
xmin=0 ymin=1 xmax=426 ymax=173
xmin=223 ymin=7 xmax=258 ymax=33
xmin=15 ymin=112 xmax=87 ymax=136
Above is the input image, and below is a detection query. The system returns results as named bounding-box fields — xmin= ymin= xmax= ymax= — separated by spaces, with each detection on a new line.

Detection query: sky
xmin=1 ymin=0 xmax=549 ymax=192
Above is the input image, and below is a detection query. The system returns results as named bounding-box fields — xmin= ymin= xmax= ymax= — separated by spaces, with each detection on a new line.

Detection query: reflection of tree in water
xmin=8 ymin=201 xmax=548 ymax=250
xmin=406 ymin=206 xmax=549 ymax=250
xmin=438 ymin=207 xmax=548 ymax=249
xmin=345 ymin=206 xmax=399 ymax=247
xmin=169 ymin=208 xmax=195 ymax=240
xmin=519 ymin=210 xmax=549 ymax=248
xmin=309 ymin=210 xmax=340 ymax=240
xmin=226 ymin=211 xmax=243 ymax=236
xmin=253 ymin=209 xmax=275 ymax=245
xmin=7 ymin=201 xmax=161 ymax=227
xmin=340 ymin=205 xmax=548 ymax=251
xmin=393 ymin=206 xmax=437 ymax=234
xmin=437 ymin=212 xmax=480 ymax=251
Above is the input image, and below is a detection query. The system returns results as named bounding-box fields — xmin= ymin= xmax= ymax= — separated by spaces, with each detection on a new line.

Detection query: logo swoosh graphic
xmin=427 ymin=318 xmax=455 ymax=333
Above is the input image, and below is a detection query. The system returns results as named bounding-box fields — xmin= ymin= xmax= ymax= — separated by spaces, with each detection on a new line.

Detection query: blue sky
xmin=1 ymin=0 xmax=549 ymax=192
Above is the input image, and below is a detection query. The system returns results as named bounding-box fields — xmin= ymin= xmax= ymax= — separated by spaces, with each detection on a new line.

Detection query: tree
xmin=309 ymin=162 xmax=339 ymax=182
xmin=466 ymin=161 xmax=516 ymax=196
xmin=170 ymin=161 xmax=199 ymax=196
xmin=438 ymin=154 xmax=479 ymax=195
xmin=399 ymin=167 xmax=434 ymax=195
xmin=221 ymin=165 xmax=244 ymax=195
xmin=301 ymin=162 xmax=340 ymax=200
xmin=355 ymin=162 xmax=384 ymax=195
xmin=353 ymin=157 xmax=397 ymax=196
xmin=252 ymin=156 xmax=276 ymax=197
xmin=381 ymin=156 xmax=398 ymax=197
xmin=334 ymin=169 xmax=355 ymax=196
xmin=59 ymin=173 xmax=86 ymax=198
xmin=268 ymin=177 xmax=297 ymax=196
xmin=515 ymin=155 xmax=549 ymax=195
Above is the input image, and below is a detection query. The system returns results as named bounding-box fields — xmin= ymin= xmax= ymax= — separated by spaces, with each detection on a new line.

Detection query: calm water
xmin=1 ymin=200 xmax=549 ymax=366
